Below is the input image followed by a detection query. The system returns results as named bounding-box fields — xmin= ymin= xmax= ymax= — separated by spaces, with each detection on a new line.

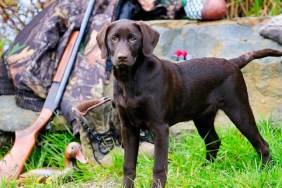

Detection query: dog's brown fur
xmin=97 ymin=19 xmax=282 ymax=188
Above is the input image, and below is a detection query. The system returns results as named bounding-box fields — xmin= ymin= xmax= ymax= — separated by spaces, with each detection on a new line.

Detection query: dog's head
xmin=96 ymin=19 xmax=160 ymax=67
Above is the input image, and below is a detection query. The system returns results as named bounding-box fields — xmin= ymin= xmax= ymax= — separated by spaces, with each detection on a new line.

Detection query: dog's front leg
xmin=119 ymin=111 xmax=140 ymax=188
xmin=151 ymin=124 xmax=169 ymax=188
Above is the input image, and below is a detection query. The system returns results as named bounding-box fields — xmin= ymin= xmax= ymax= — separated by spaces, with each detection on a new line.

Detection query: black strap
xmin=139 ymin=129 xmax=154 ymax=144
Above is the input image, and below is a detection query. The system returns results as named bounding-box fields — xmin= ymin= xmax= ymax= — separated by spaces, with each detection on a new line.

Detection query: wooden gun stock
xmin=0 ymin=32 xmax=79 ymax=179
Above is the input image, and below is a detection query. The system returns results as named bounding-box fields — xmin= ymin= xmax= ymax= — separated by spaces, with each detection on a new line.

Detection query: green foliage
xmin=1 ymin=118 xmax=281 ymax=187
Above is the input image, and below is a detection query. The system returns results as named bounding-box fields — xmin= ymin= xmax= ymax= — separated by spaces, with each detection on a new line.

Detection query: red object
xmin=174 ymin=50 xmax=182 ymax=56
xmin=172 ymin=50 xmax=182 ymax=61
xmin=181 ymin=50 xmax=187 ymax=57
xmin=178 ymin=50 xmax=187 ymax=61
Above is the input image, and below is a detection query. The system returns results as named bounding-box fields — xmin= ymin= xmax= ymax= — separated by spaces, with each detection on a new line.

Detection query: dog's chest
xmin=114 ymin=80 xmax=142 ymax=108
xmin=115 ymin=91 xmax=148 ymax=127
xmin=115 ymin=89 xmax=138 ymax=108
xmin=125 ymin=107 xmax=147 ymax=128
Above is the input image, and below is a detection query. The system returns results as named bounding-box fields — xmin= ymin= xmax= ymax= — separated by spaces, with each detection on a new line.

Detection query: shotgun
xmin=0 ymin=0 xmax=96 ymax=179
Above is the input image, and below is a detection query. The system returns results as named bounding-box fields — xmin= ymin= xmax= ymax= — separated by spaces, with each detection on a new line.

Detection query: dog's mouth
xmin=114 ymin=64 xmax=132 ymax=75
xmin=113 ymin=64 xmax=132 ymax=79
xmin=113 ymin=60 xmax=133 ymax=66
xmin=114 ymin=64 xmax=131 ymax=69
xmin=112 ymin=56 xmax=136 ymax=67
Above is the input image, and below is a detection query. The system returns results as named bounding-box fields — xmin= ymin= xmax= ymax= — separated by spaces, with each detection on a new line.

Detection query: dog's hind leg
xmin=222 ymin=92 xmax=270 ymax=164
xmin=193 ymin=112 xmax=221 ymax=162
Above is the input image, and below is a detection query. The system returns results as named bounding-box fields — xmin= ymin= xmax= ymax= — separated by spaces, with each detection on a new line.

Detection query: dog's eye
xmin=111 ymin=36 xmax=118 ymax=42
xmin=129 ymin=36 xmax=137 ymax=42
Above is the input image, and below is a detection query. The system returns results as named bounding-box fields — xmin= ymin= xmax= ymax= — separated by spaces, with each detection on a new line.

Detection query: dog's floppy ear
xmin=96 ymin=23 xmax=110 ymax=59
xmin=136 ymin=21 xmax=160 ymax=56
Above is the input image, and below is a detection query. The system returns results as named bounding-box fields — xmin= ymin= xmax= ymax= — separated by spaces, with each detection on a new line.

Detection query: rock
xmin=0 ymin=95 xmax=70 ymax=132
xmin=147 ymin=17 xmax=282 ymax=126
xmin=0 ymin=95 xmax=38 ymax=132
xmin=139 ymin=141 xmax=154 ymax=157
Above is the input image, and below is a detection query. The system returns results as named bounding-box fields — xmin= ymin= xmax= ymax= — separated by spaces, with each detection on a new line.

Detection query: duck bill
xmin=76 ymin=148 xmax=88 ymax=164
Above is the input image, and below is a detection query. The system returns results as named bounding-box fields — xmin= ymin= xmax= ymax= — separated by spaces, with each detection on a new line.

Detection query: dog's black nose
xmin=118 ymin=55 xmax=127 ymax=61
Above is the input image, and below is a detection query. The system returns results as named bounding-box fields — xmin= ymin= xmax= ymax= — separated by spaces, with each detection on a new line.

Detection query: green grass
xmin=1 ymin=118 xmax=281 ymax=187
xmin=226 ymin=0 xmax=282 ymax=18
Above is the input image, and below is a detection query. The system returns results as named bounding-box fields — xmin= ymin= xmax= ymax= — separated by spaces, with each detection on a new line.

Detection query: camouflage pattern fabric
xmin=60 ymin=0 xmax=120 ymax=127
xmin=161 ymin=0 xmax=185 ymax=19
xmin=0 ymin=54 xmax=15 ymax=95
xmin=72 ymin=97 xmax=121 ymax=165
xmin=0 ymin=0 xmax=88 ymax=111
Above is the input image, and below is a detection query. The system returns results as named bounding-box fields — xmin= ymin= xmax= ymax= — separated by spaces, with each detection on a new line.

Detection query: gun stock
xmin=0 ymin=109 xmax=53 ymax=178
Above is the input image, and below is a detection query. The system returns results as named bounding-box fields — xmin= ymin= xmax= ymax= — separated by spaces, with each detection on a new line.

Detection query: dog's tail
xmin=229 ymin=49 xmax=282 ymax=69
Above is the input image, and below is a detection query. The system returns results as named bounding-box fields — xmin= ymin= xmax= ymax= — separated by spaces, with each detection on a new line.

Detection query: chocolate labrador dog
xmin=96 ymin=19 xmax=282 ymax=188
